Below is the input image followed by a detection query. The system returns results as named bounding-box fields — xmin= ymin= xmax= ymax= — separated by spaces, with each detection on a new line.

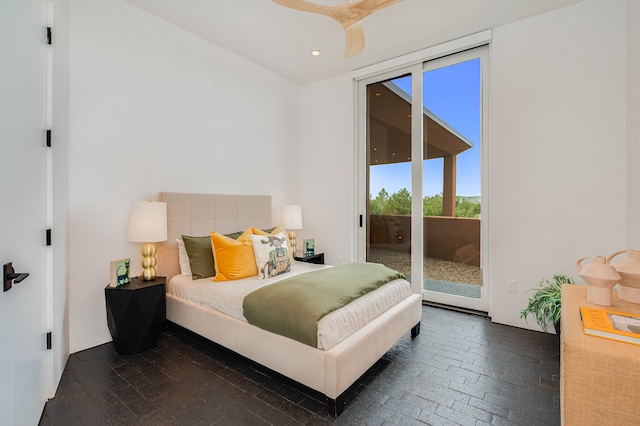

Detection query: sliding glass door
xmin=360 ymin=46 xmax=488 ymax=312
xmin=366 ymin=75 xmax=413 ymax=279
xmin=421 ymin=51 xmax=485 ymax=309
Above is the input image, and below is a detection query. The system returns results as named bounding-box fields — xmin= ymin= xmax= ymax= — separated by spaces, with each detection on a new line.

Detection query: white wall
xmin=628 ymin=0 xmax=640 ymax=249
xmin=490 ymin=0 xmax=627 ymax=328
xmin=300 ymin=0 xmax=631 ymax=331
xmin=299 ymin=75 xmax=355 ymax=265
xmin=68 ymin=0 xmax=301 ymax=352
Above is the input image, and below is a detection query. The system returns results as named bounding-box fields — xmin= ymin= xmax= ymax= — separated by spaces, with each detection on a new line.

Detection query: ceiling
xmin=123 ymin=0 xmax=585 ymax=85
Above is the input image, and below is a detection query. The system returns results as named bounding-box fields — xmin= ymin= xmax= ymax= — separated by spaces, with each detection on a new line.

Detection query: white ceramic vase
xmin=608 ymin=249 xmax=640 ymax=304
xmin=576 ymin=256 xmax=621 ymax=306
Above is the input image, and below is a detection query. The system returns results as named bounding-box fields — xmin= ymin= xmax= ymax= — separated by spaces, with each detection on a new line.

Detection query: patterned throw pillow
xmin=251 ymin=232 xmax=291 ymax=279
xmin=251 ymin=225 xmax=296 ymax=265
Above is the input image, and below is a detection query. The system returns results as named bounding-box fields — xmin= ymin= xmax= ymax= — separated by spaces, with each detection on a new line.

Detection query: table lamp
xmin=127 ymin=200 xmax=167 ymax=281
xmin=281 ymin=204 xmax=303 ymax=257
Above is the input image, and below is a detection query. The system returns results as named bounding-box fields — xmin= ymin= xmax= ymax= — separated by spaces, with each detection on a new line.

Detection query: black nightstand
xmin=294 ymin=253 xmax=324 ymax=265
xmin=105 ymin=276 xmax=166 ymax=355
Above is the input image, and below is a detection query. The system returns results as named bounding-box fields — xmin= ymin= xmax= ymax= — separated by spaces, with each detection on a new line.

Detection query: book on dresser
xmin=580 ymin=306 xmax=640 ymax=346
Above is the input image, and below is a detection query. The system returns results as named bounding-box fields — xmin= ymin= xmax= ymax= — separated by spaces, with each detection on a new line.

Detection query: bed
xmin=156 ymin=192 xmax=423 ymax=416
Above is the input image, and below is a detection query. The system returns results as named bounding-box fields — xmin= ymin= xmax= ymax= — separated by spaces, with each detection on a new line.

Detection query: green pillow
xmin=225 ymin=227 xmax=275 ymax=240
xmin=223 ymin=231 xmax=243 ymax=240
xmin=182 ymin=235 xmax=215 ymax=280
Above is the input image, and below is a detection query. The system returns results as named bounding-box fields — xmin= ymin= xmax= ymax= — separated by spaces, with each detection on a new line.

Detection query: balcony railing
xmin=368 ymin=214 xmax=481 ymax=288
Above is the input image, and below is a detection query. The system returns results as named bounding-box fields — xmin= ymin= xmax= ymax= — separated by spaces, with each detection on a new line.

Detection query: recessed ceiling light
xmin=311 ymin=50 xmax=321 ymax=56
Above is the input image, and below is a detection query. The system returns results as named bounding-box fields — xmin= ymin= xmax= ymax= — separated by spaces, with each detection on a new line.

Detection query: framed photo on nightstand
xmin=109 ymin=258 xmax=131 ymax=287
xmin=303 ymin=239 xmax=315 ymax=256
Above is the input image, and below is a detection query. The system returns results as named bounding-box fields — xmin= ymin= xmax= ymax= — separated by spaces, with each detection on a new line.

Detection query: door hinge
xmin=46 ymin=332 xmax=52 ymax=350
xmin=47 ymin=27 xmax=52 ymax=45
xmin=46 ymin=229 xmax=52 ymax=246
xmin=46 ymin=129 xmax=51 ymax=147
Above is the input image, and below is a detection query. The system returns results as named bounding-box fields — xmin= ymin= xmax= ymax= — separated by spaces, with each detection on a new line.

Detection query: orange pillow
xmin=250 ymin=225 xmax=296 ymax=265
xmin=210 ymin=229 xmax=257 ymax=281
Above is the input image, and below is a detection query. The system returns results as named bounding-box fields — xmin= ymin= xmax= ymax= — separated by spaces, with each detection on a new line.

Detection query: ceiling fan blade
xmin=344 ymin=23 xmax=365 ymax=58
xmin=348 ymin=0 xmax=404 ymax=20
xmin=272 ymin=0 xmax=404 ymax=57
xmin=271 ymin=0 xmax=336 ymax=18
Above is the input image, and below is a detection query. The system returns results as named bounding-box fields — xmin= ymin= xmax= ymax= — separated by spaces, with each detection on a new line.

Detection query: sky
xmin=369 ymin=58 xmax=481 ymax=198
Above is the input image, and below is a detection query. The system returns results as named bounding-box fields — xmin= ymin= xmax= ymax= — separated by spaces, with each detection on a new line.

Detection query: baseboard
xmin=422 ymin=301 xmax=490 ymax=318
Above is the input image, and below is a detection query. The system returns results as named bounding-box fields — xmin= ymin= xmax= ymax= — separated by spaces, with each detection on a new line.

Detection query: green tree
xmin=455 ymin=198 xmax=481 ymax=218
xmin=371 ymin=189 xmax=480 ymax=217
xmin=386 ymin=188 xmax=411 ymax=215
xmin=423 ymin=194 xmax=443 ymax=216
xmin=370 ymin=188 xmax=389 ymax=215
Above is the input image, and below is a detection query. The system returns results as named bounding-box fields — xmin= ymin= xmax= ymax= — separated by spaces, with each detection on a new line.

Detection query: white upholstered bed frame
xmin=156 ymin=192 xmax=422 ymax=416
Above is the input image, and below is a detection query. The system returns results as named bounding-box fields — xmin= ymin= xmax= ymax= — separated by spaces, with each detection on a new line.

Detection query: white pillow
xmin=176 ymin=238 xmax=192 ymax=276
xmin=250 ymin=232 xmax=291 ymax=279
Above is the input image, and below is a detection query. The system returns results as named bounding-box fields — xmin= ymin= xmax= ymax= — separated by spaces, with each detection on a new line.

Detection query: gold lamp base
xmin=140 ymin=242 xmax=157 ymax=281
xmin=288 ymin=231 xmax=298 ymax=257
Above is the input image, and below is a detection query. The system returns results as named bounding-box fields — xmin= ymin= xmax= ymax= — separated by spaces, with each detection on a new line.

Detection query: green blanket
xmin=242 ymin=262 xmax=405 ymax=347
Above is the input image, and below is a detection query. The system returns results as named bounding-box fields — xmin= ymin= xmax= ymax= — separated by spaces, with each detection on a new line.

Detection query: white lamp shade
xmin=127 ymin=201 xmax=168 ymax=243
xmin=281 ymin=205 xmax=303 ymax=230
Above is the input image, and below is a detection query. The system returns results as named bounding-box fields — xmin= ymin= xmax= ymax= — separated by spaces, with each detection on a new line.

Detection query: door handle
xmin=3 ymin=262 xmax=29 ymax=292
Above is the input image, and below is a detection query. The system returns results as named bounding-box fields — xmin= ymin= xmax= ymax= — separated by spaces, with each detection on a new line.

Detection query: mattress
xmin=168 ymin=262 xmax=412 ymax=350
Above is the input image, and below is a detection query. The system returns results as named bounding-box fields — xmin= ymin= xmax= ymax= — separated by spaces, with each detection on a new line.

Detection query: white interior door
xmin=0 ymin=0 xmax=50 ymax=424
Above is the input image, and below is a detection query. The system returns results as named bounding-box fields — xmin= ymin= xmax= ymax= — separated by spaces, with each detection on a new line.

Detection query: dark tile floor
xmin=39 ymin=305 xmax=560 ymax=425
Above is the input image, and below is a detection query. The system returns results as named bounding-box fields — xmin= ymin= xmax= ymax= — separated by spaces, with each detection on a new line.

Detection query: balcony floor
xmin=369 ymin=248 xmax=482 ymax=286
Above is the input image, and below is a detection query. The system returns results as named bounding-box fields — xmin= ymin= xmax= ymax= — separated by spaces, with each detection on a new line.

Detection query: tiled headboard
xmin=156 ymin=192 xmax=272 ymax=282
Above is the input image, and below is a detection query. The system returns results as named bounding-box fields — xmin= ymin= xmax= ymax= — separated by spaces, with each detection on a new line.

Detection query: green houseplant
xmin=520 ymin=275 xmax=575 ymax=334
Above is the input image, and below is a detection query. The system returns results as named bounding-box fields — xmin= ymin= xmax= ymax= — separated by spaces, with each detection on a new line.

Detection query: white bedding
xmin=168 ymin=262 xmax=412 ymax=350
